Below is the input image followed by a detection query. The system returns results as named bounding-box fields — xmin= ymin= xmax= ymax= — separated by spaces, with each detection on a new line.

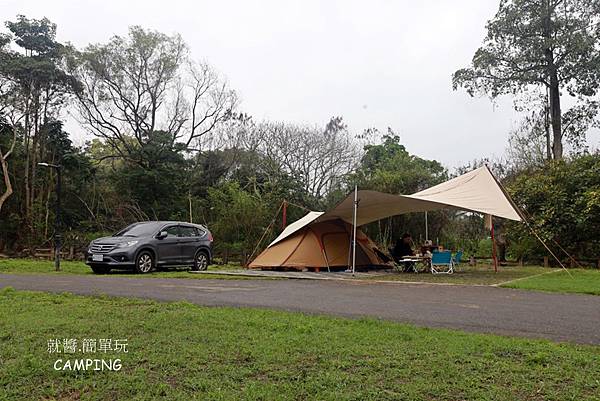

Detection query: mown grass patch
xmin=370 ymin=265 xmax=551 ymax=286
xmin=0 ymin=258 xmax=247 ymax=280
xmin=501 ymin=269 xmax=600 ymax=295
xmin=0 ymin=288 xmax=599 ymax=400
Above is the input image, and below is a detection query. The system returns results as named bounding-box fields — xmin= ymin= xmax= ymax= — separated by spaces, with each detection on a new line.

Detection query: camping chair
xmin=430 ymin=250 xmax=453 ymax=274
xmin=452 ymin=250 xmax=463 ymax=270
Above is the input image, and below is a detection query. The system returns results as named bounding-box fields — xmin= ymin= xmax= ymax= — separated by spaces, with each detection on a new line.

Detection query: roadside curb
xmin=190 ymin=270 xmax=494 ymax=287
xmin=190 ymin=270 xmax=362 ymax=281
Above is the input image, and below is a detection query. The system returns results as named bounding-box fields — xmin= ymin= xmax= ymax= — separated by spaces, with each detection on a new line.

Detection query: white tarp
xmin=406 ymin=166 xmax=522 ymax=221
xmin=318 ymin=190 xmax=448 ymax=226
xmin=266 ymin=166 xmax=521 ymax=247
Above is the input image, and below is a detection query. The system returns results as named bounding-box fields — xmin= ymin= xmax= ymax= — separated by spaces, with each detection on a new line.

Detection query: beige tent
xmin=249 ymin=219 xmax=391 ymax=271
xmin=249 ymin=165 xmax=522 ymax=271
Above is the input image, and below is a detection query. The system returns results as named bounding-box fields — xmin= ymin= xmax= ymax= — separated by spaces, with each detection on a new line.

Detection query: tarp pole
xmin=351 ymin=185 xmax=358 ymax=276
xmin=486 ymin=165 xmax=572 ymax=276
xmin=282 ymin=200 xmax=287 ymax=229
xmin=491 ymin=216 xmax=498 ymax=273
xmin=425 ymin=211 xmax=428 ymax=241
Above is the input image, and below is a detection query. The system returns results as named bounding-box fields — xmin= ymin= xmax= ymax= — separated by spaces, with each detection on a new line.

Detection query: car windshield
xmin=114 ymin=223 xmax=159 ymax=237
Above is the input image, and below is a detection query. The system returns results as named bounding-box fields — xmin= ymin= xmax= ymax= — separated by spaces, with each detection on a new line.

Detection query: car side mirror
xmin=156 ymin=231 xmax=168 ymax=240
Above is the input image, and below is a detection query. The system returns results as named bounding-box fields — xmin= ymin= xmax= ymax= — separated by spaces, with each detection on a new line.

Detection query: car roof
xmin=142 ymin=221 xmax=207 ymax=229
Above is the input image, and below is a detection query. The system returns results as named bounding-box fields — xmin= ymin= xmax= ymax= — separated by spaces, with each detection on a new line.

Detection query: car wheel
xmin=193 ymin=250 xmax=209 ymax=271
xmin=90 ymin=265 xmax=111 ymax=274
xmin=135 ymin=251 xmax=154 ymax=274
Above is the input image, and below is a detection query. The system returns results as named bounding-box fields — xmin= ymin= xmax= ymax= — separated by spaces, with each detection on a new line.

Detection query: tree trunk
xmin=0 ymin=153 xmax=13 ymax=213
xmin=544 ymin=89 xmax=552 ymax=160
xmin=31 ymin=104 xmax=39 ymax=211
xmin=542 ymin=1 xmax=563 ymax=160
xmin=23 ymin=108 xmax=31 ymax=220
xmin=548 ymin=72 xmax=562 ymax=159
xmin=0 ymin=127 xmax=17 ymax=213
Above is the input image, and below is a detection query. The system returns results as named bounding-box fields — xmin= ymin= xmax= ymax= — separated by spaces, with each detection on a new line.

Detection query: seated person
xmin=390 ymin=233 xmax=415 ymax=270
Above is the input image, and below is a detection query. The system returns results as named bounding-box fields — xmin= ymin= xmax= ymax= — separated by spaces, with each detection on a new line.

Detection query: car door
xmin=178 ymin=225 xmax=202 ymax=264
xmin=155 ymin=225 xmax=182 ymax=265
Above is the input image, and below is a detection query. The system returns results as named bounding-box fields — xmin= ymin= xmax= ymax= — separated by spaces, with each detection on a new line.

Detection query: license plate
xmin=92 ymin=254 xmax=103 ymax=262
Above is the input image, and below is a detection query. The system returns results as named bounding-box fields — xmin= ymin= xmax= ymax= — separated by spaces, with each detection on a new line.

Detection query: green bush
xmin=506 ymin=155 xmax=600 ymax=262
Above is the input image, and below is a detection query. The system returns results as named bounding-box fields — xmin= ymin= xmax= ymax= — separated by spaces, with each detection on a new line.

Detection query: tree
xmin=205 ymin=181 xmax=269 ymax=258
xmin=39 ymin=121 xmax=90 ymax=237
xmin=111 ymin=131 xmax=189 ymax=220
xmin=0 ymin=15 xmax=78 ymax=224
xmin=245 ymin=116 xmax=359 ymax=203
xmin=350 ymin=133 xmax=447 ymax=246
xmin=453 ymin=0 xmax=600 ymax=160
xmin=354 ymin=133 xmax=447 ymax=194
xmin=71 ymin=26 xmax=237 ymax=164
xmin=505 ymin=110 xmax=551 ymax=171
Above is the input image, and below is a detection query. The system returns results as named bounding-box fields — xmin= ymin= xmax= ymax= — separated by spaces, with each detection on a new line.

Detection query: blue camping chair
xmin=431 ymin=250 xmax=453 ymax=274
xmin=452 ymin=250 xmax=463 ymax=269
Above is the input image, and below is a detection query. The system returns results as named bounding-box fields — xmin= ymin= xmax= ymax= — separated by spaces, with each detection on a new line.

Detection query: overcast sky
xmin=2 ymin=0 xmax=528 ymax=168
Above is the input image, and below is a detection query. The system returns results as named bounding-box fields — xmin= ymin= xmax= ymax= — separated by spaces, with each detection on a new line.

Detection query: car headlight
xmin=117 ymin=240 xmax=139 ymax=248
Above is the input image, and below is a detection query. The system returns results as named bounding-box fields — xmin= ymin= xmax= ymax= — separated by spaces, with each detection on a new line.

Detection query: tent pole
xmin=322 ymin=249 xmax=331 ymax=273
xmin=351 ymin=184 xmax=358 ymax=276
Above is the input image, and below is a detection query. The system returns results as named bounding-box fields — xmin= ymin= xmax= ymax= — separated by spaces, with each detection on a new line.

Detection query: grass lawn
xmin=501 ymin=269 xmax=600 ymax=295
xmin=370 ymin=265 xmax=552 ymax=286
xmin=0 ymin=258 xmax=248 ymax=280
xmin=0 ymin=288 xmax=598 ymax=400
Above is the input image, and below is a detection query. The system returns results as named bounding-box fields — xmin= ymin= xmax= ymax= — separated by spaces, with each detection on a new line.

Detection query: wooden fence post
xmin=543 ymin=256 xmax=549 ymax=268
